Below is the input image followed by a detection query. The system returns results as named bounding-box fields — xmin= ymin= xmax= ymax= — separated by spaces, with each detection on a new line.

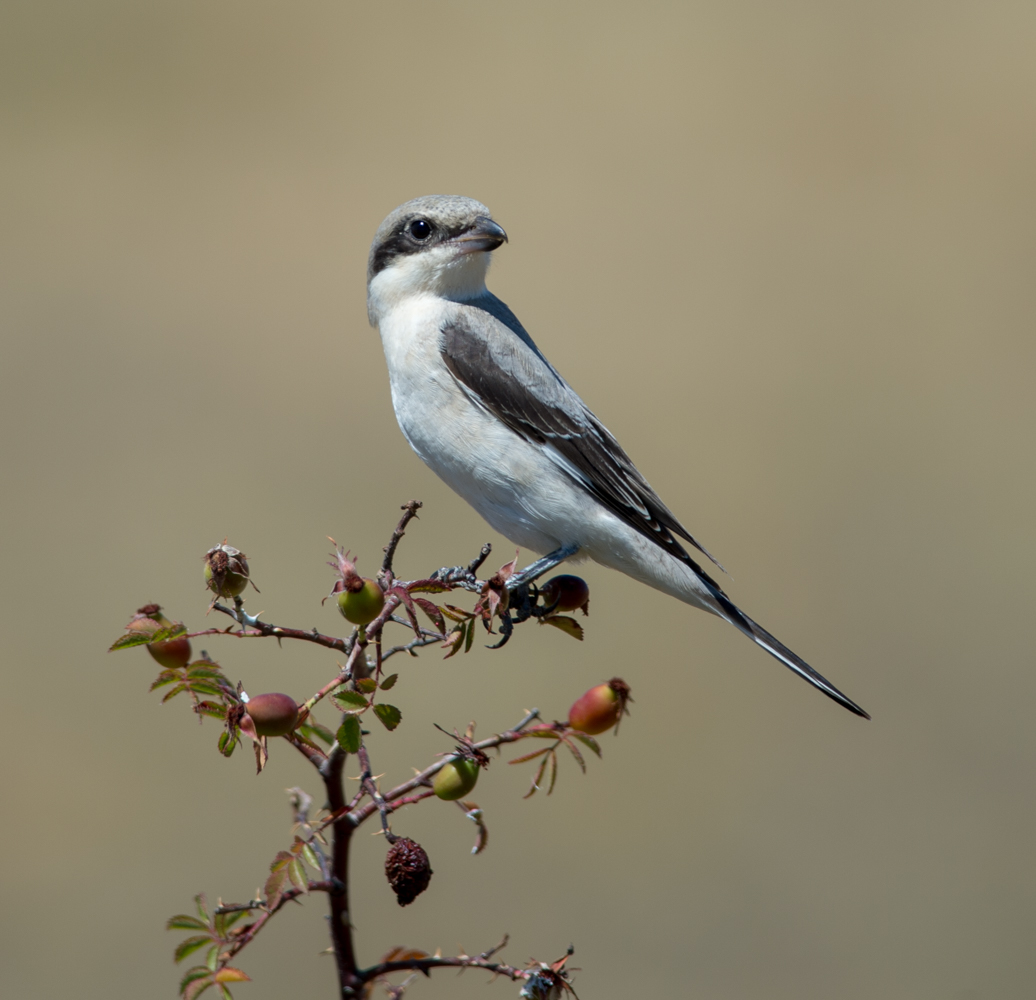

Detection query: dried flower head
xmin=384 ymin=837 xmax=433 ymax=907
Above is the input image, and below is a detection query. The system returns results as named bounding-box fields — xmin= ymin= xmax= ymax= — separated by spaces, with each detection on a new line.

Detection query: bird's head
xmin=366 ymin=195 xmax=507 ymax=324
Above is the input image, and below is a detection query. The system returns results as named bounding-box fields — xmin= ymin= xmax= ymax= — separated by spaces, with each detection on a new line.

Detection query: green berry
xmin=433 ymin=758 xmax=480 ymax=800
xmin=337 ymin=579 xmax=385 ymax=626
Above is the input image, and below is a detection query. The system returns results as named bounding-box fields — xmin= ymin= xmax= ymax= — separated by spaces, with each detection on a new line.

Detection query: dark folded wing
xmin=439 ymin=313 xmax=723 ymax=585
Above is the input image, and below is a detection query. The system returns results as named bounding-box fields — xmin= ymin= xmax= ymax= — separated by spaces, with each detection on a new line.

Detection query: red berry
xmin=432 ymin=758 xmax=480 ymax=800
xmin=540 ymin=574 xmax=590 ymax=614
xmin=567 ymin=678 xmax=632 ymax=735
xmin=147 ymin=635 xmax=192 ymax=670
xmin=337 ymin=578 xmax=385 ymax=626
xmin=245 ymin=693 xmax=299 ymax=737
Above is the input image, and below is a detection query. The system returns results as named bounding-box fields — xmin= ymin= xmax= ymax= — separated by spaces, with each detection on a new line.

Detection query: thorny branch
xmin=152 ymin=506 xmax=589 ymax=999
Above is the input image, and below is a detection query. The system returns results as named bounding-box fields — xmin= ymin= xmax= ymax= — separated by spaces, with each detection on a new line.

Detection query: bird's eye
xmin=409 ymin=219 xmax=432 ymax=240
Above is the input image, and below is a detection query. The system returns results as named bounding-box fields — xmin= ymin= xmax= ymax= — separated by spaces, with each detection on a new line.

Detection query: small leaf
xmin=187 ymin=680 xmax=225 ymax=697
xmin=406 ymin=579 xmax=452 ymax=594
xmin=264 ymin=867 xmax=288 ymax=908
xmin=355 ymin=677 xmax=377 ymax=694
xmin=214 ymin=968 xmax=251 ymax=984
xmin=547 ymin=749 xmax=558 ymax=795
xmin=182 ymin=976 xmax=215 ymax=1000
xmin=442 ymin=627 xmax=464 ymax=659
xmin=540 ymin=615 xmax=584 ymax=640
xmin=218 ymin=732 xmax=238 ymax=758
xmin=179 ymin=965 xmax=211 ymax=994
xmin=298 ymin=721 xmax=335 ymax=746
xmin=413 ymin=598 xmax=445 ymax=634
xmin=194 ymin=894 xmax=210 ymax=922
xmin=509 ymin=746 xmax=551 ymax=765
xmin=150 ymin=623 xmax=188 ymax=643
xmin=372 ymin=703 xmax=402 ymax=731
xmin=332 ymin=689 xmax=368 ymax=712
xmin=336 ymin=716 xmax=361 ymax=753
xmin=253 ymin=737 xmax=268 ymax=775
xmin=571 ymin=733 xmax=602 ymax=757
xmin=441 ymin=605 xmax=472 ymax=623
xmin=195 ymin=701 xmax=227 ymax=720
xmin=561 ymin=737 xmax=586 ymax=773
xmin=379 ymin=673 xmax=399 ymax=691
xmin=287 ymin=858 xmax=308 ymax=894
xmin=186 ymin=666 xmax=225 ymax=679
xmin=161 ymin=683 xmax=189 ymax=703
xmin=167 ymin=915 xmax=208 ymax=932
xmin=174 ymin=935 xmax=213 ymax=963
xmin=150 ymin=669 xmax=183 ymax=691
xmin=381 ymin=946 xmax=431 ymax=962
xmin=524 ymin=729 xmax=563 ymax=739
xmin=301 ymin=842 xmax=321 ymax=871
xmin=108 ymin=631 xmax=156 ymax=652
xmin=463 ymin=618 xmax=475 ymax=653
xmin=205 ymin=944 xmax=219 ymax=972
xmin=524 ymin=753 xmax=549 ymax=798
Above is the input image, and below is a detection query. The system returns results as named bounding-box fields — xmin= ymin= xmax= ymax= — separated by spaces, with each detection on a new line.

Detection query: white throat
xmin=367 ymin=248 xmax=490 ymax=326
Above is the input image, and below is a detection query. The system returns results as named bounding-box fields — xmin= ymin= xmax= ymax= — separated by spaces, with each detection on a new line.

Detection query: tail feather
xmin=711 ymin=591 xmax=870 ymax=719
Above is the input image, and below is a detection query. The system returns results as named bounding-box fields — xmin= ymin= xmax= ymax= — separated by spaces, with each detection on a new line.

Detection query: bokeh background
xmin=2 ymin=2 xmax=1034 ymax=997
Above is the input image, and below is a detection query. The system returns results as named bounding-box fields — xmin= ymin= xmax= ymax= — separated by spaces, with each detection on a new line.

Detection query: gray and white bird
xmin=366 ymin=195 xmax=868 ymax=718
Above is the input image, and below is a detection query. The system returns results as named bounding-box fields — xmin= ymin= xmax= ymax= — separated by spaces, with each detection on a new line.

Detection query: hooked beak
xmin=451 ymin=216 xmax=508 ymax=255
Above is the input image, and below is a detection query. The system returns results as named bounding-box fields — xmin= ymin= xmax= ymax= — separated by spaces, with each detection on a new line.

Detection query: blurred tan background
xmin=2 ymin=2 xmax=1034 ymax=997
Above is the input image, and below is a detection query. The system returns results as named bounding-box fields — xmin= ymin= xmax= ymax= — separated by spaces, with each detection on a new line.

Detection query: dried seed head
xmin=384 ymin=837 xmax=432 ymax=907
xmin=204 ymin=543 xmax=252 ymax=599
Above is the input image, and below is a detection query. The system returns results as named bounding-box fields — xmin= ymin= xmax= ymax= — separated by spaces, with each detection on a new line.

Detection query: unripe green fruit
xmin=245 ymin=693 xmax=299 ymax=737
xmin=204 ymin=561 xmax=249 ymax=598
xmin=337 ymin=579 xmax=385 ymax=625
xmin=147 ymin=635 xmax=192 ymax=670
xmin=540 ymin=574 xmax=590 ymax=613
xmin=568 ymin=678 xmax=631 ymax=735
xmin=433 ymin=758 xmax=480 ymax=800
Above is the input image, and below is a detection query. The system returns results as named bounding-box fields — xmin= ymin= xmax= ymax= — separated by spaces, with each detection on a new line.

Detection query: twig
xmin=211 ymin=602 xmax=352 ymax=655
xmin=359 ymin=935 xmax=525 ymax=985
xmin=349 ymin=710 xmax=542 ymax=827
xmin=380 ymin=634 xmax=444 ymax=662
xmin=357 ymin=742 xmax=397 ymax=843
xmin=381 ymin=500 xmax=423 ymax=579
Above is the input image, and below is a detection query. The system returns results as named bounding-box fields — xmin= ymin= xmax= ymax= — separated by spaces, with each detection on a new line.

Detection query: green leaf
xmin=540 ymin=615 xmax=584 ymax=640
xmin=214 ymin=968 xmax=251 ymax=984
xmin=463 ymin=618 xmax=475 ymax=653
xmin=150 ymin=670 xmax=183 ymax=691
xmin=372 ymin=703 xmax=402 ymax=731
xmin=195 ymin=701 xmax=227 ymax=720
xmin=378 ymin=673 xmax=399 ymax=691
xmin=336 ymin=716 xmax=361 ymax=753
xmin=179 ymin=966 xmax=212 ymax=998
xmin=187 ymin=680 xmax=225 ymax=697
xmin=298 ymin=721 xmax=335 ymax=746
xmin=194 ymin=893 xmax=210 ymax=922
xmin=205 ymin=944 xmax=219 ymax=972
xmin=218 ymin=732 xmax=237 ymax=758
xmin=355 ymin=677 xmax=377 ymax=694
xmin=216 ymin=986 xmax=232 ymax=1000
xmin=167 ymin=915 xmax=208 ymax=932
xmin=331 ymin=689 xmax=368 ymax=712
xmin=287 ymin=858 xmax=308 ymax=894
xmin=525 ymin=729 xmax=563 ymax=739
xmin=151 ymin=623 xmax=188 ymax=643
xmin=186 ymin=666 xmax=224 ymax=679
xmin=108 ymin=631 xmax=156 ymax=652
xmin=182 ymin=975 xmax=215 ymax=1000
xmin=161 ymin=683 xmax=189 ymax=703
xmin=406 ymin=579 xmax=452 ymax=594
xmin=572 ymin=733 xmax=602 ymax=757
xmin=174 ymin=935 xmax=213 ymax=964
xmin=301 ymin=842 xmax=321 ymax=870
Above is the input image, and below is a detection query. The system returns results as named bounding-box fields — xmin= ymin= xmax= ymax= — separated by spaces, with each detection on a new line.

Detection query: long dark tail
xmin=710 ymin=590 xmax=870 ymax=719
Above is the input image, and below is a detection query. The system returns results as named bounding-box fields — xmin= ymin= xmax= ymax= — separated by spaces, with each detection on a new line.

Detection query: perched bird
xmin=366 ymin=195 xmax=868 ymax=718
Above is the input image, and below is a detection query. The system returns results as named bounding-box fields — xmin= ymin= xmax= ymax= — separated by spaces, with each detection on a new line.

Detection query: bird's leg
xmin=507 ymin=543 xmax=580 ymax=592
xmin=502 ymin=543 xmax=580 ymax=625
